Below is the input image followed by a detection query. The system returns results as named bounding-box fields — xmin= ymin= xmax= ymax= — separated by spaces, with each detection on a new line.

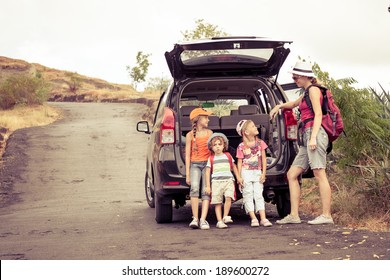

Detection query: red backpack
xmin=303 ymin=85 xmax=345 ymax=143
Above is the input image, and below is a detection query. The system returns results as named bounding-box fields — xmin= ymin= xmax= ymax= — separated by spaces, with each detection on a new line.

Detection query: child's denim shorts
xmin=189 ymin=161 xmax=210 ymax=200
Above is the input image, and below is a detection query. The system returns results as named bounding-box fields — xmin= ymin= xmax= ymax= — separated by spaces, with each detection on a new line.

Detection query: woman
xmin=269 ymin=61 xmax=334 ymax=225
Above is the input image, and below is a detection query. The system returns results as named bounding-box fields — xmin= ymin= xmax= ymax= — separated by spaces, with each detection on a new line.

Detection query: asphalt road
xmin=0 ymin=102 xmax=388 ymax=260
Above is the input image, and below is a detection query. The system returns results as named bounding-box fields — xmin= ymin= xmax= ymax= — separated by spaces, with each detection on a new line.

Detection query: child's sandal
xmin=260 ymin=219 xmax=272 ymax=227
xmin=251 ymin=219 xmax=260 ymax=227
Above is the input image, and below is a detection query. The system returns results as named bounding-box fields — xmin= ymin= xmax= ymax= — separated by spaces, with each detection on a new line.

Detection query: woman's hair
xmin=300 ymin=75 xmax=322 ymax=86
xmin=210 ymin=136 xmax=228 ymax=152
xmin=310 ymin=77 xmax=322 ymax=85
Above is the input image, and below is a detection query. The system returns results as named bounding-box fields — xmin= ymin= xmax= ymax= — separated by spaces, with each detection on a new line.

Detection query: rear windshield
xmin=180 ymin=48 xmax=274 ymax=66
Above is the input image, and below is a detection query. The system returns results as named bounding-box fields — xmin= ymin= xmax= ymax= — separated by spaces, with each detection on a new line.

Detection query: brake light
xmin=160 ymin=108 xmax=175 ymax=144
xmin=283 ymin=109 xmax=297 ymax=140
xmin=164 ymin=181 xmax=180 ymax=186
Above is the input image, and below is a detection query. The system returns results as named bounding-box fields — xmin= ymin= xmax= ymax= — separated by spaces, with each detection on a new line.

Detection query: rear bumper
xmin=155 ymin=185 xmax=190 ymax=205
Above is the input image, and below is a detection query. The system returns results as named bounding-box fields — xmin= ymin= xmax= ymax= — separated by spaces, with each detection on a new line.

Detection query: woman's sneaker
xmin=276 ymin=214 xmax=301 ymax=224
xmin=189 ymin=217 xmax=199 ymax=229
xmin=216 ymin=221 xmax=228 ymax=229
xmin=260 ymin=219 xmax=272 ymax=227
xmin=199 ymin=219 xmax=210 ymax=230
xmin=222 ymin=216 xmax=233 ymax=224
xmin=308 ymin=215 xmax=334 ymax=225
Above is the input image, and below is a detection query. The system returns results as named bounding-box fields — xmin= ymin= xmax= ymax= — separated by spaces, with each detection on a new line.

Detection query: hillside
xmin=0 ymin=56 xmax=159 ymax=161
xmin=0 ymin=56 xmax=158 ymax=103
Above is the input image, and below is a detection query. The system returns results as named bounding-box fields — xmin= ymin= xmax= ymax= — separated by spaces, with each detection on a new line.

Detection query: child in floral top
xmin=236 ymin=119 xmax=272 ymax=227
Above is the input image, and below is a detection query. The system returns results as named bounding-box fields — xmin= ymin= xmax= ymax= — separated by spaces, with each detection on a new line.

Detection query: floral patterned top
xmin=236 ymin=139 xmax=268 ymax=170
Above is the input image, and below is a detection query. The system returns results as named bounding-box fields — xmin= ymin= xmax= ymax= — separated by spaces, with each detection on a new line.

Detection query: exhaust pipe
xmin=265 ymin=190 xmax=275 ymax=200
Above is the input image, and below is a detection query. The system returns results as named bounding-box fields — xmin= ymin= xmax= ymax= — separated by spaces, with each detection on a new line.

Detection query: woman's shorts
xmin=292 ymin=126 xmax=329 ymax=170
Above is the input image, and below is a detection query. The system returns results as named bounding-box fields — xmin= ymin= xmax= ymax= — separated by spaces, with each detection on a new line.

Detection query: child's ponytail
xmin=192 ymin=119 xmax=198 ymax=151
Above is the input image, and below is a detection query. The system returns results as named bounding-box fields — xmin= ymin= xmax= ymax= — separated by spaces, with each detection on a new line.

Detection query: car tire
xmin=155 ymin=192 xmax=173 ymax=223
xmin=276 ymin=190 xmax=291 ymax=218
xmin=145 ymin=173 xmax=155 ymax=208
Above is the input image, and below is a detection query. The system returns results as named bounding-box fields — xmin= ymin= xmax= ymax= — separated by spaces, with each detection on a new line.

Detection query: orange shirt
xmin=191 ymin=133 xmax=211 ymax=162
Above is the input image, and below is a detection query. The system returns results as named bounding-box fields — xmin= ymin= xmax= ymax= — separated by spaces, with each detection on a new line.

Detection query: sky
xmin=1 ymin=0 xmax=389 ymax=91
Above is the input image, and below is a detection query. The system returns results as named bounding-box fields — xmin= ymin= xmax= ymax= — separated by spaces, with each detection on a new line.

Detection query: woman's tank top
xmin=299 ymin=89 xmax=324 ymax=129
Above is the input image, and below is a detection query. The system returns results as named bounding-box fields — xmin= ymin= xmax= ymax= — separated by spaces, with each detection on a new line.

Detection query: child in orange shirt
xmin=185 ymin=108 xmax=213 ymax=229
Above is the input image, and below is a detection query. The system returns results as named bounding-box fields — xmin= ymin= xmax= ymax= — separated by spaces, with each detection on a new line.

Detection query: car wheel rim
xmin=146 ymin=177 xmax=153 ymax=201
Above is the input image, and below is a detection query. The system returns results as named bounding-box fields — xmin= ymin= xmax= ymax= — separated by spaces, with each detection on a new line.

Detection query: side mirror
xmin=136 ymin=121 xmax=151 ymax=134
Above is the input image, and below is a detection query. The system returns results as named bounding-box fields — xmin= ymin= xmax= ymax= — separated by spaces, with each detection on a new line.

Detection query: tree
xmin=311 ymin=62 xmax=389 ymax=163
xmin=181 ymin=19 xmax=228 ymax=41
xmin=145 ymin=76 xmax=171 ymax=92
xmin=181 ymin=19 xmax=230 ymax=59
xmin=143 ymin=19 xmax=227 ymax=92
xmin=127 ymin=51 xmax=151 ymax=90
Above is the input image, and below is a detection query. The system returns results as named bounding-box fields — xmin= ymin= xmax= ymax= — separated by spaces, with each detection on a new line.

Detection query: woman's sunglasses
xmin=292 ymin=76 xmax=302 ymax=81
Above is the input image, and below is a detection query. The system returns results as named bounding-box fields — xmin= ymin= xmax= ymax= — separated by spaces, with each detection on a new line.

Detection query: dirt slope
xmin=0 ymin=56 xmax=159 ymax=102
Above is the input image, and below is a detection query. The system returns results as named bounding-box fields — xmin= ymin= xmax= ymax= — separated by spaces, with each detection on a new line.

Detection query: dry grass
xmin=0 ymin=104 xmax=61 ymax=132
xmin=0 ymin=104 xmax=61 ymax=162
xmin=300 ymin=173 xmax=389 ymax=232
xmin=87 ymin=88 xmax=160 ymax=100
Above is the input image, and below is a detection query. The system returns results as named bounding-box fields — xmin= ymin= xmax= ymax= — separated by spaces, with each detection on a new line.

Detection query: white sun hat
xmin=289 ymin=61 xmax=316 ymax=78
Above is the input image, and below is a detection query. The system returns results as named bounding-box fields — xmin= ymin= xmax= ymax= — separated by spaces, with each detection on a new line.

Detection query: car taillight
xmin=160 ymin=108 xmax=175 ymax=144
xmin=283 ymin=109 xmax=297 ymax=140
xmin=164 ymin=181 xmax=180 ymax=186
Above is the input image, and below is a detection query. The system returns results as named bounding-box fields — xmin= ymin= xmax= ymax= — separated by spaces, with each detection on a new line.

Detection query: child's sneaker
xmin=251 ymin=219 xmax=260 ymax=227
xmin=189 ymin=217 xmax=199 ymax=229
xmin=216 ymin=221 xmax=228 ymax=229
xmin=276 ymin=214 xmax=301 ymax=224
xmin=260 ymin=219 xmax=272 ymax=227
xmin=308 ymin=214 xmax=334 ymax=225
xmin=222 ymin=216 xmax=233 ymax=224
xmin=199 ymin=219 xmax=210 ymax=230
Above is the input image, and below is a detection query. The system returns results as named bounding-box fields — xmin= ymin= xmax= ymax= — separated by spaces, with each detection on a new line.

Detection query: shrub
xmin=311 ymin=64 xmax=390 ymax=229
xmin=313 ymin=64 xmax=389 ymax=163
xmin=0 ymin=73 xmax=50 ymax=110
xmin=65 ymin=72 xmax=82 ymax=93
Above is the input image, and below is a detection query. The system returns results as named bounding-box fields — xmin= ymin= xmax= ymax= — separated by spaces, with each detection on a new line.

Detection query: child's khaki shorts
xmin=211 ymin=179 xmax=235 ymax=204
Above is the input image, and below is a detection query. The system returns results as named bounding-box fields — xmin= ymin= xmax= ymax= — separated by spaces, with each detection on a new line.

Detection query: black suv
xmin=137 ymin=37 xmax=300 ymax=223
